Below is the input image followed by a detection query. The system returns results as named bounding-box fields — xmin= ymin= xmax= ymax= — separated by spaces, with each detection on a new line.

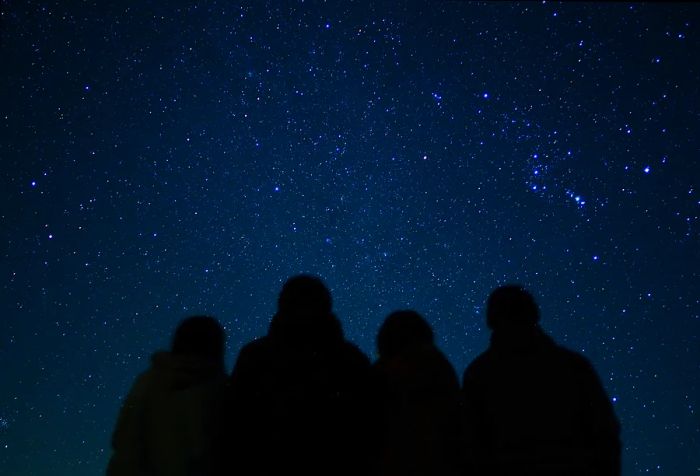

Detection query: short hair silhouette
xmin=377 ymin=310 xmax=434 ymax=358
xmin=277 ymin=274 xmax=332 ymax=316
xmin=171 ymin=315 xmax=225 ymax=364
xmin=463 ymin=285 xmax=621 ymax=475
xmin=486 ymin=284 xmax=540 ymax=331
xmin=227 ymin=274 xmax=374 ymax=476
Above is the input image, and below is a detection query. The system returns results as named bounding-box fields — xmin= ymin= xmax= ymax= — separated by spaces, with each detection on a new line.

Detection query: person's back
xmin=462 ymin=286 xmax=621 ymax=476
xmin=373 ymin=310 xmax=462 ymax=476
xmin=108 ymin=316 xmax=227 ymax=476
xmin=225 ymin=275 xmax=374 ymax=476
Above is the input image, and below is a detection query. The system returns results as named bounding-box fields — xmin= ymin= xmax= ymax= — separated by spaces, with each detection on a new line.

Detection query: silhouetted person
xmin=372 ymin=310 xmax=462 ymax=476
xmin=107 ymin=315 xmax=227 ymax=476
xmin=225 ymin=275 xmax=375 ymax=476
xmin=461 ymin=285 xmax=621 ymax=476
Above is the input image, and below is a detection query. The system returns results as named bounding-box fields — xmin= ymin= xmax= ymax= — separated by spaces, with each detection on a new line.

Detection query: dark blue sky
xmin=1 ymin=2 xmax=698 ymax=475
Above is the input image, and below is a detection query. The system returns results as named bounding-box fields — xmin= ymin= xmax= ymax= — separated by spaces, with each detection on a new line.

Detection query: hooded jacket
xmin=462 ymin=327 xmax=621 ymax=476
xmin=373 ymin=344 xmax=462 ymax=476
xmin=107 ymin=351 xmax=226 ymax=476
xmin=225 ymin=311 xmax=375 ymax=476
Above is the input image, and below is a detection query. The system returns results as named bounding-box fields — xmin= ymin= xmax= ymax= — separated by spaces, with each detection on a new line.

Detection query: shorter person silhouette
xmin=462 ymin=285 xmax=621 ymax=476
xmin=373 ymin=310 xmax=462 ymax=476
xmin=107 ymin=315 xmax=226 ymax=476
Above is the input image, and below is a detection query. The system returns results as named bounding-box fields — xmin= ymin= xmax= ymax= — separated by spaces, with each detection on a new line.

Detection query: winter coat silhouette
xmin=107 ymin=316 xmax=226 ymax=476
xmin=462 ymin=285 xmax=621 ymax=476
xmin=372 ymin=310 xmax=462 ymax=476
xmin=225 ymin=275 xmax=375 ymax=476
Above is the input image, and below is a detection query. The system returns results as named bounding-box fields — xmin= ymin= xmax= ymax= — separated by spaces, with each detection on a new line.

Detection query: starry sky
xmin=1 ymin=1 xmax=699 ymax=475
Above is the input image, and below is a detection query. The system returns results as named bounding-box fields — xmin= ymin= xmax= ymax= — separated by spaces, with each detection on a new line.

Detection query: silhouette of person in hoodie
xmin=461 ymin=285 xmax=621 ymax=476
xmin=107 ymin=315 xmax=226 ymax=476
xmin=372 ymin=310 xmax=462 ymax=476
xmin=225 ymin=275 xmax=374 ymax=476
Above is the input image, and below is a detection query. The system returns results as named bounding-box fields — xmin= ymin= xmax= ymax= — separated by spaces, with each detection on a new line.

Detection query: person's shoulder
xmin=232 ymin=336 xmax=273 ymax=370
xmin=552 ymin=342 xmax=596 ymax=373
xmin=121 ymin=354 xmax=166 ymax=403
xmin=339 ymin=340 xmax=371 ymax=367
xmin=427 ymin=345 xmax=453 ymax=367
xmin=138 ymin=352 xmax=170 ymax=382
xmin=421 ymin=346 xmax=459 ymax=388
xmin=552 ymin=341 xmax=587 ymax=361
xmin=239 ymin=335 xmax=272 ymax=356
xmin=469 ymin=348 xmax=494 ymax=368
xmin=462 ymin=348 xmax=493 ymax=381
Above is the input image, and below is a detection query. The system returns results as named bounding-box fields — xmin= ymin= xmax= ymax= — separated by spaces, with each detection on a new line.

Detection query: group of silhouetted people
xmin=107 ymin=275 xmax=621 ymax=476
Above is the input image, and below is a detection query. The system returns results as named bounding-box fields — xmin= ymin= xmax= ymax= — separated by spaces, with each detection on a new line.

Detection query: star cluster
xmin=1 ymin=2 xmax=698 ymax=475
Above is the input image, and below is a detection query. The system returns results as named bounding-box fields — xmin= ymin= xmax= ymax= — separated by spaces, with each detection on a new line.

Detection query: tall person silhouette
xmin=225 ymin=275 xmax=375 ymax=476
xmin=462 ymin=285 xmax=621 ymax=476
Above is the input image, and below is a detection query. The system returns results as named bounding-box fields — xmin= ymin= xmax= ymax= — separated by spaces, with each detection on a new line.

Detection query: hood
xmin=267 ymin=311 xmax=344 ymax=346
xmin=150 ymin=351 xmax=224 ymax=391
xmin=489 ymin=325 xmax=555 ymax=354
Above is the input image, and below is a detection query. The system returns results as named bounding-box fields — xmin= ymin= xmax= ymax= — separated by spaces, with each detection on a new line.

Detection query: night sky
xmin=1 ymin=2 xmax=699 ymax=475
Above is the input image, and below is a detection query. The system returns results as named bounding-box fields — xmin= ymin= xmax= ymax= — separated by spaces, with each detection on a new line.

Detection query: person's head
xmin=486 ymin=285 xmax=540 ymax=332
xmin=377 ymin=310 xmax=434 ymax=358
xmin=171 ymin=315 xmax=225 ymax=366
xmin=277 ymin=274 xmax=333 ymax=318
xmin=270 ymin=274 xmax=341 ymax=342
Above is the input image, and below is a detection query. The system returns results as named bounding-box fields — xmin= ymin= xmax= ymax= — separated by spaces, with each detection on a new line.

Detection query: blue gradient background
xmin=1 ymin=2 xmax=698 ymax=475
